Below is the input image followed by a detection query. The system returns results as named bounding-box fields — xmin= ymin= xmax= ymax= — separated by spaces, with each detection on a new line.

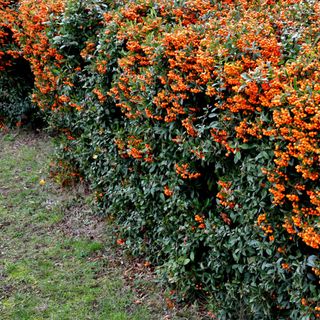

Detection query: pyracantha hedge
xmin=1 ymin=0 xmax=319 ymax=318
xmin=0 ymin=0 xmax=37 ymax=127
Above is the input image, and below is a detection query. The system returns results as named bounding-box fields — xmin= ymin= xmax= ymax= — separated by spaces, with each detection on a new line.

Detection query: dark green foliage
xmin=0 ymin=58 xmax=39 ymax=127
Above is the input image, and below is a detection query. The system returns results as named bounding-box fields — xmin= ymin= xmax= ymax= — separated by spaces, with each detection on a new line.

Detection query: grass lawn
xmin=0 ymin=130 xmax=200 ymax=320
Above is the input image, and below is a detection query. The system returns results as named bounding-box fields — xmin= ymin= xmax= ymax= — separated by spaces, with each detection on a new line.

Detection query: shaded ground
xmin=0 ymin=130 xmax=201 ymax=320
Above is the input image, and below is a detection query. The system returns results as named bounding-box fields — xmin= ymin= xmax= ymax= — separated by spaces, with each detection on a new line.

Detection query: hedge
xmin=1 ymin=0 xmax=319 ymax=318
xmin=0 ymin=0 xmax=39 ymax=127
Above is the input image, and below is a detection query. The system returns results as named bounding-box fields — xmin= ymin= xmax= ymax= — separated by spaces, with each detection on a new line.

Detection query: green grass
xmin=0 ymin=131 xmax=201 ymax=320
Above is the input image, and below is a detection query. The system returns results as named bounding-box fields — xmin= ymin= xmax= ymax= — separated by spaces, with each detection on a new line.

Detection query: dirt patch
xmin=0 ymin=187 xmax=9 ymax=196
xmin=0 ymin=220 xmax=12 ymax=230
xmin=0 ymin=129 xmax=49 ymax=148
xmin=59 ymin=211 xmax=106 ymax=240
xmin=56 ymin=201 xmax=106 ymax=241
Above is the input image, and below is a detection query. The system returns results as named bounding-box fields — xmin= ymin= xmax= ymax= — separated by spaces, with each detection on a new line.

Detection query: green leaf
xmin=190 ymin=251 xmax=195 ymax=262
xmin=183 ymin=258 xmax=191 ymax=266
